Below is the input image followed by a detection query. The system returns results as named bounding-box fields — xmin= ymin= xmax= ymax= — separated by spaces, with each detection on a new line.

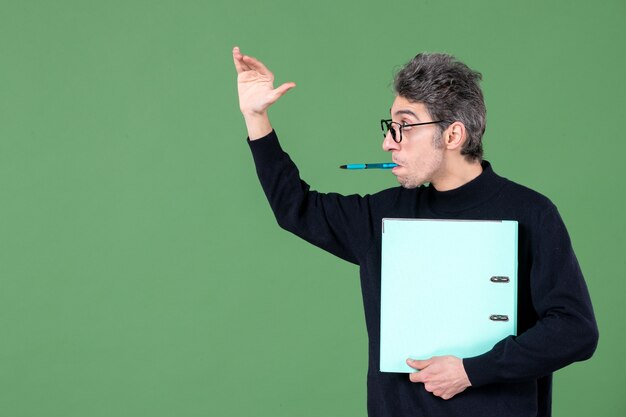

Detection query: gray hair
xmin=393 ymin=53 xmax=486 ymax=161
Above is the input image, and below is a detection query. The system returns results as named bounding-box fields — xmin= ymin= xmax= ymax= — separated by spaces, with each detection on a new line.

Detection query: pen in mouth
xmin=340 ymin=163 xmax=398 ymax=170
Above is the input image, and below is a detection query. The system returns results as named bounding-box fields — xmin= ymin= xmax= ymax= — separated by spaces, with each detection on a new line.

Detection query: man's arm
xmin=404 ymin=204 xmax=598 ymax=400
xmin=233 ymin=47 xmax=375 ymax=264
xmin=462 ymin=205 xmax=599 ymax=386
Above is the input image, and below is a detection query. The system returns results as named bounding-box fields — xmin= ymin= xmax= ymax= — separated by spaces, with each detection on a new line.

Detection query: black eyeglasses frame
xmin=380 ymin=119 xmax=446 ymax=143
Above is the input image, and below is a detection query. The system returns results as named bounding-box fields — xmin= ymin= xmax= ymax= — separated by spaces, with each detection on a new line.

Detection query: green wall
xmin=1 ymin=0 xmax=624 ymax=415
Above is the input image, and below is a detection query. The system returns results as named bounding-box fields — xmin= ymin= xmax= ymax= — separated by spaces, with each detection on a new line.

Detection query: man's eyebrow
xmin=392 ymin=109 xmax=421 ymax=120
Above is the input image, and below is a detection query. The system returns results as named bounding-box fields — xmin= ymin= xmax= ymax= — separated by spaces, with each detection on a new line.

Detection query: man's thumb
xmin=272 ymin=82 xmax=296 ymax=100
xmin=407 ymin=358 xmax=431 ymax=370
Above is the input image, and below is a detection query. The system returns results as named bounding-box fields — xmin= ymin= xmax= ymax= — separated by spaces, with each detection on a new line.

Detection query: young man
xmin=232 ymin=46 xmax=598 ymax=417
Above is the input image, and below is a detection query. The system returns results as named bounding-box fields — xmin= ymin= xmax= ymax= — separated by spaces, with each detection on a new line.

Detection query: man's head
xmin=383 ymin=53 xmax=486 ymax=189
xmin=394 ymin=53 xmax=486 ymax=161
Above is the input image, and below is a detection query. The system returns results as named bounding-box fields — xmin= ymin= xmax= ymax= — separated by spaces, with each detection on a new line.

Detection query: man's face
xmin=383 ymin=96 xmax=445 ymax=189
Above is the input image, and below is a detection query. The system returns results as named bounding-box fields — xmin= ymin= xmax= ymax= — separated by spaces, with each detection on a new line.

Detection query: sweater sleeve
xmin=463 ymin=204 xmax=599 ymax=386
xmin=247 ymin=130 xmax=374 ymax=265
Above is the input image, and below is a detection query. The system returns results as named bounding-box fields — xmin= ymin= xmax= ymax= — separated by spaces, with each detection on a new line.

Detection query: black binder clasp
xmin=490 ymin=276 xmax=510 ymax=283
xmin=489 ymin=315 xmax=509 ymax=322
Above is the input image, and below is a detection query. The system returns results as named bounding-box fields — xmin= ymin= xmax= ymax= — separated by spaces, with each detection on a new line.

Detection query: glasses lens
xmin=381 ymin=120 xmax=397 ymax=141
xmin=381 ymin=120 xmax=403 ymax=142
xmin=381 ymin=120 xmax=390 ymax=139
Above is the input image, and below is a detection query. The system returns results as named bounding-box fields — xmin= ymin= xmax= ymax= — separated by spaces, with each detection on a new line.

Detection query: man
xmin=232 ymin=46 xmax=598 ymax=416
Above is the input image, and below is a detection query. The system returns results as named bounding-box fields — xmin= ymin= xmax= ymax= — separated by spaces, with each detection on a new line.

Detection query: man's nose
xmin=382 ymin=131 xmax=399 ymax=152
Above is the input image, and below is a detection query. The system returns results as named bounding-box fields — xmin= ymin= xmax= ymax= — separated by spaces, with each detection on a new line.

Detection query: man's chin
xmin=397 ymin=176 xmax=420 ymax=189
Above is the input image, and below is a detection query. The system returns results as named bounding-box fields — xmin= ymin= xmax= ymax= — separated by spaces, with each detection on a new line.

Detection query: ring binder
xmin=380 ymin=218 xmax=518 ymax=373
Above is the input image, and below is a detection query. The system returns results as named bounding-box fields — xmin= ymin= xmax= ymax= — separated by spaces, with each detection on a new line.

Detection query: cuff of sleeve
xmin=463 ymin=354 xmax=498 ymax=387
xmin=247 ymin=129 xmax=282 ymax=160
xmin=246 ymin=128 xmax=277 ymax=144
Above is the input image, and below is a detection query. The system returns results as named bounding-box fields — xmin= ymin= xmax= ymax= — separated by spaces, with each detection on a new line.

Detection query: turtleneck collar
xmin=425 ymin=161 xmax=506 ymax=214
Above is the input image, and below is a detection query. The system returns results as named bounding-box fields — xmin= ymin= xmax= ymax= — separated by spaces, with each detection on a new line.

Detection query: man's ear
xmin=443 ymin=122 xmax=466 ymax=150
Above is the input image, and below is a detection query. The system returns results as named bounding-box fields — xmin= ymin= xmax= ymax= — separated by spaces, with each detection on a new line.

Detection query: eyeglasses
xmin=380 ymin=119 xmax=445 ymax=143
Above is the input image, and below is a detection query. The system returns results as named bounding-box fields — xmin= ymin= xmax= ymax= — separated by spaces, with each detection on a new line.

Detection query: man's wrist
xmin=243 ymin=112 xmax=272 ymax=140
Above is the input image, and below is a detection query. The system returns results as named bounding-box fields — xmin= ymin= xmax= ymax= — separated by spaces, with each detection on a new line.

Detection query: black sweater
xmin=248 ymin=130 xmax=598 ymax=417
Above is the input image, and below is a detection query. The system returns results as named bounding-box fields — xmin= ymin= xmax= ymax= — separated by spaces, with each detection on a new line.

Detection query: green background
xmin=1 ymin=0 xmax=624 ymax=415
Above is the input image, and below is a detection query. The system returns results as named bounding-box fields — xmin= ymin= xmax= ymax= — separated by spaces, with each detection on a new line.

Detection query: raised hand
xmin=233 ymin=46 xmax=296 ymax=118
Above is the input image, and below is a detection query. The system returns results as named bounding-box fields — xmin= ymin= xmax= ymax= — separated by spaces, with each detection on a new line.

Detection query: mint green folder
xmin=380 ymin=219 xmax=518 ymax=373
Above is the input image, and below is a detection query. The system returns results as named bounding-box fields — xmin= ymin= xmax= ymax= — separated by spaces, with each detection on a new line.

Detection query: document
xmin=380 ymin=218 xmax=518 ymax=373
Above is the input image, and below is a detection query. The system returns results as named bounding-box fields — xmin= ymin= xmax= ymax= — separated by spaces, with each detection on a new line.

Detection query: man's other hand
xmin=407 ymin=356 xmax=472 ymax=400
xmin=232 ymin=46 xmax=296 ymax=119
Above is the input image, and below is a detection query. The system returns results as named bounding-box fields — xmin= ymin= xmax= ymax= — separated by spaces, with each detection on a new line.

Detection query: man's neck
xmin=431 ymin=159 xmax=483 ymax=192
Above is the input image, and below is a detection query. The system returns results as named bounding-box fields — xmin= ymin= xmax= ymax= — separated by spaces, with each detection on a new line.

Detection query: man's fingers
xmin=232 ymin=46 xmax=248 ymax=73
xmin=409 ymin=372 xmax=424 ymax=383
xmin=233 ymin=46 xmax=253 ymax=72
xmin=242 ymin=54 xmax=272 ymax=76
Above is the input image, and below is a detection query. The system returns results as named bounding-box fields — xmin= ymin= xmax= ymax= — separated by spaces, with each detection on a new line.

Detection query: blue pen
xmin=340 ymin=163 xmax=398 ymax=170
